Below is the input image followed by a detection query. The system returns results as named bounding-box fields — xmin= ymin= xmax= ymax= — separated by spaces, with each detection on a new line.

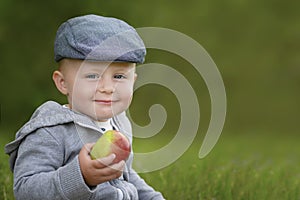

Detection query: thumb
xmin=78 ymin=143 xmax=95 ymax=165
xmin=82 ymin=143 xmax=95 ymax=155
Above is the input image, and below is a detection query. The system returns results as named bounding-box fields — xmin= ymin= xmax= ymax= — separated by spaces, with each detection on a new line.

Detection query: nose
xmin=97 ymin=77 xmax=115 ymax=93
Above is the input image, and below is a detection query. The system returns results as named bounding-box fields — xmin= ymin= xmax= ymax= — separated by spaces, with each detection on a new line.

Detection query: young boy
xmin=5 ymin=14 xmax=165 ymax=200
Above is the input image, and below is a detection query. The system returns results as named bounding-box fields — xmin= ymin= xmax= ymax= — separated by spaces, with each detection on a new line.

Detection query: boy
xmin=5 ymin=14 xmax=165 ymax=200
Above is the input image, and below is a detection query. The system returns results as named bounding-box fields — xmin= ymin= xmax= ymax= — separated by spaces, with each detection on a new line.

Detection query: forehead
xmin=60 ymin=59 xmax=136 ymax=73
xmin=82 ymin=61 xmax=136 ymax=71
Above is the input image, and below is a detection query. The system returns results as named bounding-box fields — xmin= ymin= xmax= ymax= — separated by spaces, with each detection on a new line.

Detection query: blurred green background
xmin=1 ymin=0 xmax=299 ymax=141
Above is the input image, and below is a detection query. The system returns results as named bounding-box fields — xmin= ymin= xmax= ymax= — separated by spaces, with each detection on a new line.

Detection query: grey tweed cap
xmin=54 ymin=14 xmax=146 ymax=63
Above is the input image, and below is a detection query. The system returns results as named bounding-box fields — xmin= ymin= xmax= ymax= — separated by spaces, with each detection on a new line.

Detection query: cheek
xmin=122 ymin=88 xmax=134 ymax=106
xmin=113 ymin=83 xmax=132 ymax=103
xmin=72 ymin=82 xmax=96 ymax=100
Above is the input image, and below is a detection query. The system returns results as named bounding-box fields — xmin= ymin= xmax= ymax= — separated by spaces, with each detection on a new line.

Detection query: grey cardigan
xmin=5 ymin=101 xmax=164 ymax=200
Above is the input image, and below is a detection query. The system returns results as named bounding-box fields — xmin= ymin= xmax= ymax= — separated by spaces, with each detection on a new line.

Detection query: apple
xmin=90 ymin=130 xmax=131 ymax=163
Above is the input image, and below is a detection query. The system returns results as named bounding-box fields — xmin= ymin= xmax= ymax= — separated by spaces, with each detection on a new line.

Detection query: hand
xmin=78 ymin=143 xmax=126 ymax=186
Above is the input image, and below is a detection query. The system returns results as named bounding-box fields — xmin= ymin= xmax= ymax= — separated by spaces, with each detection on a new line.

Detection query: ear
xmin=52 ymin=70 xmax=68 ymax=95
xmin=134 ymin=73 xmax=138 ymax=82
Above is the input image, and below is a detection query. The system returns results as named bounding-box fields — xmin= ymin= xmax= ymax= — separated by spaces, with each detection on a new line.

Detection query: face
xmin=54 ymin=59 xmax=137 ymax=121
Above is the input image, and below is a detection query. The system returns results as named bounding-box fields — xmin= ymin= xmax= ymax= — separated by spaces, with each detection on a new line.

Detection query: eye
xmin=86 ymin=74 xmax=100 ymax=79
xmin=114 ymin=74 xmax=126 ymax=79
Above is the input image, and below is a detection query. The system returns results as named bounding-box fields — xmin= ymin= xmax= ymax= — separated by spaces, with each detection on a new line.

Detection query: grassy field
xmin=1 ymin=131 xmax=299 ymax=200
xmin=138 ymin=132 xmax=300 ymax=199
xmin=1 ymin=133 xmax=14 ymax=200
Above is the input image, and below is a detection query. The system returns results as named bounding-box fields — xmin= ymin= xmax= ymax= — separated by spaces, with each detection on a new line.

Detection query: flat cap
xmin=54 ymin=14 xmax=146 ymax=63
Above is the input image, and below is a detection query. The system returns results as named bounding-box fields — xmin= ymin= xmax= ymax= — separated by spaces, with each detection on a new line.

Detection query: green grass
xmin=0 ymin=133 xmax=14 ymax=200
xmin=1 ymin=131 xmax=299 ymax=200
xmin=136 ymin=132 xmax=300 ymax=199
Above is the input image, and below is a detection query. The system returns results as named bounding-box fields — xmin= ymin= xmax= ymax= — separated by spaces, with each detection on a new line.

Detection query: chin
xmin=94 ymin=113 xmax=114 ymax=121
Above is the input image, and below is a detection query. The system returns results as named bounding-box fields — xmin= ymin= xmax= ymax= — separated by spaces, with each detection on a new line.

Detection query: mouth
xmin=94 ymin=99 xmax=115 ymax=105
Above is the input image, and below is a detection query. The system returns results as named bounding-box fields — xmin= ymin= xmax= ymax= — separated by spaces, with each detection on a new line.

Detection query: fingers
xmin=79 ymin=144 xmax=126 ymax=186
xmin=95 ymin=160 xmax=126 ymax=182
xmin=97 ymin=160 xmax=125 ymax=174
xmin=110 ymin=160 xmax=126 ymax=171
xmin=94 ymin=154 xmax=116 ymax=168
xmin=81 ymin=143 xmax=118 ymax=169
xmin=84 ymin=142 xmax=116 ymax=167
xmin=100 ymin=170 xmax=123 ymax=182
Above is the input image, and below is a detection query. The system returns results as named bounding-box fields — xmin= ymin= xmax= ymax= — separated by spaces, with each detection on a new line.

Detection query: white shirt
xmin=95 ymin=119 xmax=113 ymax=132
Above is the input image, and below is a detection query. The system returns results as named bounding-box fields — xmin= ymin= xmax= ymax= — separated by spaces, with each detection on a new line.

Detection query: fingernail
xmin=110 ymin=153 xmax=116 ymax=159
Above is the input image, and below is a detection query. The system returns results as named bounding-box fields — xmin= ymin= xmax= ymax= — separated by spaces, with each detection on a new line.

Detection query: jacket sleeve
xmin=13 ymin=128 xmax=95 ymax=200
xmin=128 ymin=168 xmax=165 ymax=200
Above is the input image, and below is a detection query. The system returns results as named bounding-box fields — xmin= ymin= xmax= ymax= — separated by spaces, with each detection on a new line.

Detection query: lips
xmin=95 ymin=100 xmax=111 ymax=103
xmin=94 ymin=99 xmax=116 ymax=105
